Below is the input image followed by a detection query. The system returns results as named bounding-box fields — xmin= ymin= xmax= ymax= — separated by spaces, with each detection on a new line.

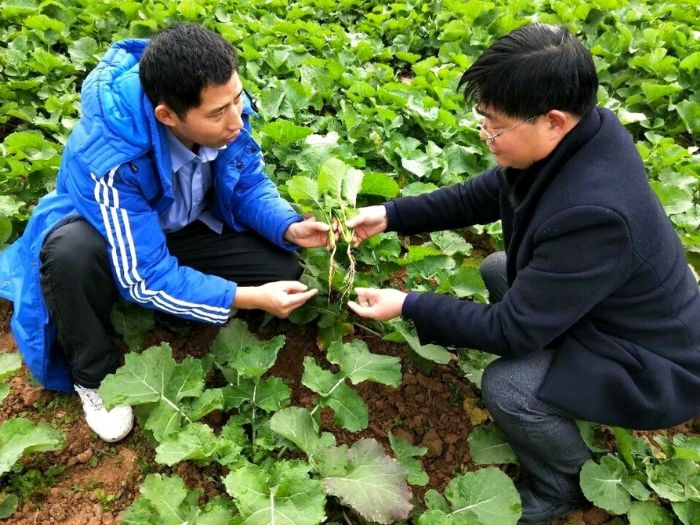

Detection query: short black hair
xmin=458 ymin=23 xmax=598 ymax=119
xmin=139 ymin=23 xmax=238 ymax=118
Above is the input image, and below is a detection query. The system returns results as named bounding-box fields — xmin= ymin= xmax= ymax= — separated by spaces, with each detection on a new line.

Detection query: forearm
xmin=386 ymin=170 xmax=501 ymax=234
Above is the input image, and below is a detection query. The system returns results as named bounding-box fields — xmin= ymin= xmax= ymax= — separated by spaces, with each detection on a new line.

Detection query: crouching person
xmin=0 ymin=24 xmax=330 ymax=442
xmin=346 ymin=23 xmax=700 ymax=524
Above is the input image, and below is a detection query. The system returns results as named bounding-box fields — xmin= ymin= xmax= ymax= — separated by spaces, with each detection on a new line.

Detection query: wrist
xmin=232 ymin=286 xmax=261 ymax=310
xmin=283 ymin=224 xmax=296 ymax=243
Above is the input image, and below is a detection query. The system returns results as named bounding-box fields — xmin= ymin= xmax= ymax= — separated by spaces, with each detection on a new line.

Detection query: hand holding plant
xmin=348 ymin=287 xmax=407 ymax=321
xmin=346 ymin=205 xmax=388 ymax=247
xmin=283 ymin=216 xmax=335 ymax=249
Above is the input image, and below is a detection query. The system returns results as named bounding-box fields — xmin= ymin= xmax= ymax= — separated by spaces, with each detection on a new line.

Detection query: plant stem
xmin=353 ymin=322 xmax=383 ymax=338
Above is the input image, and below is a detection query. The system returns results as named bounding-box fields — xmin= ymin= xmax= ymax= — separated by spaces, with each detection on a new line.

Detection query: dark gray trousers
xmin=479 ymin=251 xmax=590 ymax=503
xmin=39 ymin=219 xmax=302 ymax=388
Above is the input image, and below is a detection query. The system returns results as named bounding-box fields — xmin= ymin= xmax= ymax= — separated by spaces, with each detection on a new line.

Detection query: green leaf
xmin=674 ymin=99 xmax=700 ymax=134
xmin=110 ymin=300 xmax=155 ymax=352
xmin=326 ymin=339 xmax=402 ymax=387
xmin=186 ymin=388 xmax=225 ymax=421
xmin=402 ymin=182 xmax=439 ymax=197
xmin=67 ymin=36 xmax=99 ymax=68
xmin=342 ymin=166 xmax=364 ymax=208
xmin=401 ymin=156 xmax=431 ymax=178
xmin=230 ymin=336 xmax=285 ymax=381
xmin=468 ymin=424 xmax=519 ymax=465
xmin=123 ymin=473 xmax=234 ymax=525
xmin=671 ymin=434 xmax=700 ymax=462
xmin=0 ymin=196 xmax=24 ymax=218
xmin=259 ymin=79 xmax=311 ymax=120
xmin=640 ymin=82 xmax=681 ymax=103
xmin=679 ymin=52 xmax=700 ymax=72
xmin=628 ymin=501 xmax=674 ymax=525
xmin=270 ymin=406 xmax=321 ymax=456
xmin=580 ymin=455 xmax=632 ymax=514
xmin=0 ymin=494 xmax=18 ymax=520
xmin=286 ymin=175 xmax=321 ymax=207
xmin=0 ymin=418 xmax=65 ymax=476
xmin=646 ymin=459 xmax=700 ymax=502
xmin=302 ymin=356 xmax=340 ymax=395
xmin=254 ymin=377 xmax=291 ymax=412
xmin=612 ymin=426 xmax=636 ymax=468
xmin=361 ymin=172 xmax=400 ymax=199
xmin=210 ymin=319 xmax=261 ymax=368
xmin=323 ymin=382 xmax=368 ymax=432
xmin=0 ymin=384 xmax=9 ymax=404
xmin=317 ymin=157 xmax=346 ymax=199
xmin=0 ymin=353 xmax=22 ymax=381
xmin=419 ymin=467 xmax=521 ymax=525
xmin=430 ymin=231 xmax=472 ymax=257
xmin=154 ymin=423 xmax=242 ymax=466
xmin=650 ymin=181 xmax=693 ymax=215
xmin=390 ymin=320 xmax=454 ymax=364
xmin=224 ymin=460 xmax=326 ymax=525
xmin=0 ymin=217 xmax=12 ymax=245
xmin=99 ymin=343 xmax=204 ymax=440
xmin=323 ymin=439 xmax=412 ymax=524
xmin=672 ymin=500 xmax=700 ymax=525
xmin=262 ymin=120 xmax=313 ymax=147
xmin=388 ymin=432 xmax=429 ymax=486
xmin=576 ymin=421 xmax=609 ymax=453
xmin=210 ymin=320 xmax=285 ymax=381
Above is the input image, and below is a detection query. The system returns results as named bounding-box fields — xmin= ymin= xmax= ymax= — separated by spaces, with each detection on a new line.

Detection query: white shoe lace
xmin=75 ymin=385 xmax=106 ymax=411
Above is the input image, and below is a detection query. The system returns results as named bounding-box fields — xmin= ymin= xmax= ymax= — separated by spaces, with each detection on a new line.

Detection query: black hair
xmin=458 ymin=23 xmax=598 ymax=119
xmin=139 ymin=23 xmax=238 ymax=118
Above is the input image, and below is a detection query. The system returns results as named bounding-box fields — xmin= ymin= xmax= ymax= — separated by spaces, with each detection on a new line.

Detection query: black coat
xmin=386 ymin=108 xmax=700 ymax=429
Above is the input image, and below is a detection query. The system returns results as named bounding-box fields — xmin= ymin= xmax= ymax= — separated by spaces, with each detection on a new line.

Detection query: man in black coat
xmin=347 ymin=23 xmax=700 ymax=524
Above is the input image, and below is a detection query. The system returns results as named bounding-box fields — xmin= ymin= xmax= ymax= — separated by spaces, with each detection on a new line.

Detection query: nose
xmin=227 ymin=103 xmax=244 ymax=131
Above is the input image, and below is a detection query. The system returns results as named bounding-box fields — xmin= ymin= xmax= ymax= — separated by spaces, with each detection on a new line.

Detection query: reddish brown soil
xmin=1 ymin=301 xmax=695 ymax=524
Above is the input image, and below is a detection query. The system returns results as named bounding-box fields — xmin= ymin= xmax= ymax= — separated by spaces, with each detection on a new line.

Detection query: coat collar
xmin=501 ymin=108 xmax=603 ymax=211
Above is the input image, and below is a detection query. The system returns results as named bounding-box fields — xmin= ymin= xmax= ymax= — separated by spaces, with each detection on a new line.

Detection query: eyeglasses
xmin=473 ymin=106 xmax=539 ymax=145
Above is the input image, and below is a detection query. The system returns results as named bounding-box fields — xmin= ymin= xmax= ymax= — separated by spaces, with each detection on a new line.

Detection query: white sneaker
xmin=74 ymin=384 xmax=134 ymax=442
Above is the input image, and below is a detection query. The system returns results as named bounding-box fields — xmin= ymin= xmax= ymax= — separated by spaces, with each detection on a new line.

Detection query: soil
xmin=0 ymin=300 xmax=696 ymax=525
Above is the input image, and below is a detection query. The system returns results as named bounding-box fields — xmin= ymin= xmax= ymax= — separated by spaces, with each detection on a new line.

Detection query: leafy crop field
xmin=0 ymin=0 xmax=699 ymax=524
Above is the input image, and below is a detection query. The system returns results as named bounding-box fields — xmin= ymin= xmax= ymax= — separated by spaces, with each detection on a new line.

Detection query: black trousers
xmin=39 ymin=219 xmax=302 ymax=388
xmin=479 ymin=252 xmax=590 ymax=504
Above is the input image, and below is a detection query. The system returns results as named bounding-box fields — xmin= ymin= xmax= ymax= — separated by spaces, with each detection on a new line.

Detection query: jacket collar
xmin=501 ymin=108 xmax=603 ymax=210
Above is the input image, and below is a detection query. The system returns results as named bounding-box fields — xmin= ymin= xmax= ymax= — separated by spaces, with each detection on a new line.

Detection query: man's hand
xmin=347 ymin=287 xmax=407 ymax=321
xmin=284 ymin=217 xmax=334 ymax=249
xmin=346 ymin=205 xmax=388 ymax=247
xmin=234 ymin=281 xmax=318 ymax=318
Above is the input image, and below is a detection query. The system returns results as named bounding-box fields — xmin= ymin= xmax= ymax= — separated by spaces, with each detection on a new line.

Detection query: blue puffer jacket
xmin=0 ymin=39 xmax=303 ymax=391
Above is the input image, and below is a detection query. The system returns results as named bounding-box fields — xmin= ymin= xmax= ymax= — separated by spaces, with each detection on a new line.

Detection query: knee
xmin=479 ymin=251 xmax=507 ymax=282
xmin=481 ymin=358 xmax=524 ymax=417
xmin=40 ymin=220 xmax=106 ymax=274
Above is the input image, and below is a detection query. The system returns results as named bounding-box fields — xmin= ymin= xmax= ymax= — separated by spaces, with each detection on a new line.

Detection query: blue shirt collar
xmin=165 ymin=128 xmax=226 ymax=172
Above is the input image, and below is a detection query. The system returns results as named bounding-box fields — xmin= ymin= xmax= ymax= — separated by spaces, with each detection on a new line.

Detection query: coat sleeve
xmin=228 ymin=138 xmax=303 ymax=251
xmin=404 ymin=205 xmax=635 ymax=356
xmin=386 ymin=168 xmax=501 ymax=234
xmin=65 ymin=164 xmax=236 ymax=324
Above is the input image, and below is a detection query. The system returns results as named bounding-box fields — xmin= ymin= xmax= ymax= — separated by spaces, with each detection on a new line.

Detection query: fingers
xmin=279 ymin=281 xmax=310 ymax=293
xmin=347 ymin=300 xmax=372 ymax=318
xmin=278 ymin=287 xmax=317 ymax=318
xmin=345 ymin=214 xmax=362 ymax=228
xmin=308 ymin=221 xmax=330 ymax=232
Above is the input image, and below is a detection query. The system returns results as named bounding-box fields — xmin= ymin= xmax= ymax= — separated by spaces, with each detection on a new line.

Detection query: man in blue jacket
xmin=347 ymin=24 xmax=700 ymax=524
xmin=0 ymin=24 xmax=330 ymax=442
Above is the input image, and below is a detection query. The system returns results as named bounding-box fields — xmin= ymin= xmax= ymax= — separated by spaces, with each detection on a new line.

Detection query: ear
xmin=154 ymin=104 xmax=179 ymax=127
xmin=544 ymin=110 xmax=578 ymax=141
